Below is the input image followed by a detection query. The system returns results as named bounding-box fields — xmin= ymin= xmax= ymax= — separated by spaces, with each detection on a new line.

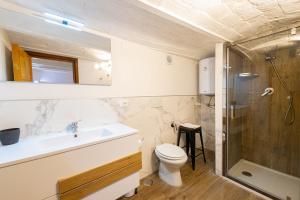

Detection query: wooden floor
xmin=121 ymin=154 xmax=265 ymax=200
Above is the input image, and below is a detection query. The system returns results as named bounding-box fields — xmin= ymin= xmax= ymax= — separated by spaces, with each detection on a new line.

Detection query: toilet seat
xmin=156 ymin=151 xmax=185 ymax=160
xmin=155 ymin=144 xmax=186 ymax=160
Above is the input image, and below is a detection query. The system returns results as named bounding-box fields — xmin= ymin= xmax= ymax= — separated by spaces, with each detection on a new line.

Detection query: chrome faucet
xmin=67 ymin=120 xmax=81 ymax=137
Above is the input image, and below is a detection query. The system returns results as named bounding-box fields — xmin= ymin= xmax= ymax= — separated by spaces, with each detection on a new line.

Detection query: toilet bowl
xmin=155 ymin=143 xmax=187 ymax=187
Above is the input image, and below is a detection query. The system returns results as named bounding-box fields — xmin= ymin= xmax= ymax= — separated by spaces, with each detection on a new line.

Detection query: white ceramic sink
xmin=0 ymin=123 xmax=137 ymax=168
xmin=40 ymin=128 xmax=114 ymax=147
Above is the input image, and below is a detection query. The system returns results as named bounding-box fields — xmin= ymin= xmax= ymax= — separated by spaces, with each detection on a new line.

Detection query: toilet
xmin=155 ymin=143 xmax=188 ymax=187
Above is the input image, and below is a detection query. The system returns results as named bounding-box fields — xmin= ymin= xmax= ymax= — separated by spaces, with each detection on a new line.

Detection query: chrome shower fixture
xmin=238 ymin=72 xmax=259 ymax=79
xmin=265 ymin=55 xmax=295 ymax=125
xmin=261 ymin=88 xmax=274 ymax=96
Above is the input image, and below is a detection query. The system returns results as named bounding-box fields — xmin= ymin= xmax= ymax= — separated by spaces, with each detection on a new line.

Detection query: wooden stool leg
xmin=185 ymin=132 xmax=190 ymax=156
xmin=177 ymin=130 xmax=182 ymax=146
xmin=190 ymin=133 xmax=196 ymax=170
xmin=199 ymin=128 xmax=206 ymax=163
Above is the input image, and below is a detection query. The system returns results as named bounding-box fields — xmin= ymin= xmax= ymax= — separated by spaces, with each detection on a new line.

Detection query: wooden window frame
xmin=26 ymin=51 xmax=79 ymax=84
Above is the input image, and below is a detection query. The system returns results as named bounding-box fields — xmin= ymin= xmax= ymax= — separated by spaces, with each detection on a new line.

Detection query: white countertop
xmin=0 ymin=123 xmax=138 ymax=168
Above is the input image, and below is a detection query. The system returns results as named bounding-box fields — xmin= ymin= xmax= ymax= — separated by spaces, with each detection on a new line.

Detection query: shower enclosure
xmin=224 ymin=31 xmax=300 ymax=200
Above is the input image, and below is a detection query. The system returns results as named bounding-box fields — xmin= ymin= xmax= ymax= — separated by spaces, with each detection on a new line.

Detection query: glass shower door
xmin=225 ymin=44 xmax=300 ymax=200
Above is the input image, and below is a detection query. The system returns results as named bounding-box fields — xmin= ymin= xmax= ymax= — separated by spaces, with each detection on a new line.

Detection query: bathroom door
xmin=12 ymin=44 xmax=32 ymax=81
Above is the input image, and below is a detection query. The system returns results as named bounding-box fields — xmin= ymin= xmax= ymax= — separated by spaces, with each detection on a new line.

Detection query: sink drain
xmin=241 ymin=171 xmax=252 ymax=177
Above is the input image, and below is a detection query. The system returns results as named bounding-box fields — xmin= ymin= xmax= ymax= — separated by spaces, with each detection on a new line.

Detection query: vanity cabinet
xmin=0 ymin=133 xmax=140 ymax=200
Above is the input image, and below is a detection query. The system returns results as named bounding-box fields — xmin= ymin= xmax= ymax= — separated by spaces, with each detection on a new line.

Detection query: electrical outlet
xmin=118 ymin=99 xmax=129 ymax=107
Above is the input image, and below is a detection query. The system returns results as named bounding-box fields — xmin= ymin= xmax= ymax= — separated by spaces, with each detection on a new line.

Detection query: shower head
xmin=238 ymin=73 xmax=259 ymax=79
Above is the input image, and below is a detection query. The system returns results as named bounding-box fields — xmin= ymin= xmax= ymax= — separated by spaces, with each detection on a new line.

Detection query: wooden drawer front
xmin=58 ymin=152 xmax=142 ymax=200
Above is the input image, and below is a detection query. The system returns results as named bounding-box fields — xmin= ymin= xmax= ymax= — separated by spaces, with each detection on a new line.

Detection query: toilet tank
xmin=199 ymin=57 xmax=215 ymax=95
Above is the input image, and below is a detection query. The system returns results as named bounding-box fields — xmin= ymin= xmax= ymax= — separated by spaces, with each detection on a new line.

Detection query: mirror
xmin=0 ymin=7 xmax=112 ymax=85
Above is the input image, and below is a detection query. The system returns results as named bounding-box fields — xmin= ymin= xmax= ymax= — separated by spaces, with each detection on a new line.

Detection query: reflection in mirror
xmin=0 ymin=7 xmax=112 ymax=85
xmin=30 ymin=54 xmax=78 ymax=84
xmin=32 ymin=58 xmax=75 ymax=84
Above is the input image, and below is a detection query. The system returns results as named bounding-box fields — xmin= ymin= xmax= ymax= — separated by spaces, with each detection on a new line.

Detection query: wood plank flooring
xmin=121 ymin=155 xmax=265 ymax=200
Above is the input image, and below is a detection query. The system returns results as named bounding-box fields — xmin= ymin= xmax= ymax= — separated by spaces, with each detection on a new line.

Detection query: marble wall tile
xmin=199 ymin=95 xmax=215 ymax=151
xmin=0 ymin=95 xmax=211 ymax=178
xmin=0 ymin=99 xmax=119 ymax=138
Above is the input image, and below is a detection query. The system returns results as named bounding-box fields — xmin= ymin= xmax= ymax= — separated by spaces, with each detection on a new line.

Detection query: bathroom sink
xmin=40 ymin=128 xmax=114 ymax=147
xmin=0 ymin=123 xmax=138 ymax=168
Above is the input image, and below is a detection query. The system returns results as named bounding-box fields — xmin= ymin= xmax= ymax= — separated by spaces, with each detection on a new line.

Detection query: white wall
xmin=0 ymin=29 xmax=12 ymax=81
xmin=215 ymin=43 xmax=225 ymax=175
xmin=0 ymin=31 xmax=204 ymax=180
xmin=0 ymin=38 xmax=197 ymax=100
xmin=0 ymin=36 xmax=200 ymax=179
xmin=78 ymin=59 xmax=112 ymax=86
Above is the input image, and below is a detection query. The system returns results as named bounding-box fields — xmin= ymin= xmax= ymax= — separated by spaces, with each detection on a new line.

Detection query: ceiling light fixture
xmin=43 ymin=13 xmax=84 ymax=31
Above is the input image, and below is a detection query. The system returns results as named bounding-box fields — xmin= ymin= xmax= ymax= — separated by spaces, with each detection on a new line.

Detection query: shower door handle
xmin=222 ymin=131 xmax=226 ymax=142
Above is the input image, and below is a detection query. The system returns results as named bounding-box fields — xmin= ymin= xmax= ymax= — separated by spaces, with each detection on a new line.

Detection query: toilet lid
xmin=156 ymin=144 xmax=186 ymax=159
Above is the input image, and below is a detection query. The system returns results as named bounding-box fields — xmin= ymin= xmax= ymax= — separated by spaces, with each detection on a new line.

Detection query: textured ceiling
xmin=133 ymin=0 xmax=300 ymax=41
xmin=0 ymin=0 xmax=222 ymax=59
xmin=1 ymin=0 xmax=299 ymax=59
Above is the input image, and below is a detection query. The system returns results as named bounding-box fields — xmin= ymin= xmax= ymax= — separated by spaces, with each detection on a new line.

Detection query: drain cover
xmin=143 ymin=179 xmax=154 ymax=187
xmin=241 ymin=171 xmax=252 ymax=177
